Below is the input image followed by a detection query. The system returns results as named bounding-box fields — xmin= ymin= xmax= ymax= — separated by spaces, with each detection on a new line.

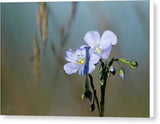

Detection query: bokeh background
xmin=1 ymin=0 xmax=149 ymax=117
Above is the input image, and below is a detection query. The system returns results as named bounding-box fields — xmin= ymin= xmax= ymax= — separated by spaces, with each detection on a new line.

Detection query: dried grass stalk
xmin=51 ymin=42 xmax=56 ymax=54
xmin=38 ymin=2 xmax=46 ymax=36
xmin=43 ymin=7 xmax=49 ymax=49
xmin=34 ymin=35 xmax=40 ymax=80
xmin=61 ymin=2 xmax=77 ymax=47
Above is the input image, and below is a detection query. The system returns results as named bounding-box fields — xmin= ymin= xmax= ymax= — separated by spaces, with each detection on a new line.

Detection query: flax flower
xmin=64 ymin=45 xmax=99 ymax=75
xmin=83 ymin=30 xmax=118 ymax=59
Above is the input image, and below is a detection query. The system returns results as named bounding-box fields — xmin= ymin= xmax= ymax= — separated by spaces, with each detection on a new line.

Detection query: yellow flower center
xmin=79 ymin=58 xmax=85 ymax=65
xmin=98 ymin=48 xmax=102 ymax=54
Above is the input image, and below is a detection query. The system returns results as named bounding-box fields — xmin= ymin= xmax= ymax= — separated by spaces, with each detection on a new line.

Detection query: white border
xmin=0 ymin=3 xmax=1 ymax=115
xmin=150 ymin=0 xmax=154 ymax=118
xmin=0 ymin=0 xmax=148 ymax=3
xmin=0 ymin=0 xmax=153 ymax=122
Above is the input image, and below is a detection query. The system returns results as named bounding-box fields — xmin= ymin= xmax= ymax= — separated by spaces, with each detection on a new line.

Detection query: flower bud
xmin=109 ymin=66 xmax=116 ymax=75
xmin=107 ymin=72 xmax=112 ymax=78
xmin=81 ymin=93 xmax=85 ymax=100
xmin=99 ymin=62 xmax=104 ymax=72
xmin=119 ymin=68 xmax=125 ymax=80
xmin=90 ymin=104 xmax=95 ymax=112
xmin=81 ymin=90 xmax=92 ymax=101
xmin=130 ymin=61 xmax=138 ymax=67
xmin=100 ymin=78 xmax=105 ymax=85
xmin=98 ymin=63 xmax=104 ymax=80
xmin=118 ymin=58 xmax=130 ymax=64
xmin=85 ymin=90 xmax=92 ymax=101
xmin=128 ymin=61 xmax=138 ymax=69
xmin=99 ymin=62 xmax=107 ymax=85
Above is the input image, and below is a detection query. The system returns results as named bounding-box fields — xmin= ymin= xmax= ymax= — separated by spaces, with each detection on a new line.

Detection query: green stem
xmin=94 ymin=90 xmax=101 ymax=116
xmin=88 ymin=74 xmax=101 ymax=116
xmin=85 ymin=75 xmax=89 ymax=91
xmin=99 ymin=60 xmax=109 ymax=117
xmin=100 ymin=78 xmax=107 ymax=117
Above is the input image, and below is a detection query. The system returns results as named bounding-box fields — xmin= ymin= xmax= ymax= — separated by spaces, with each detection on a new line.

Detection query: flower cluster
xmin=64 ymin=30 xmax=118 ymax=75
xmin=63 ymin=30 xmax=138 ymax=117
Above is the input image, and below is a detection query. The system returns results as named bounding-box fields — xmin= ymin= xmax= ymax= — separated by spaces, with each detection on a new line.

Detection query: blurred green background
xmin=1 ymin=0 xmax=149 ymax=117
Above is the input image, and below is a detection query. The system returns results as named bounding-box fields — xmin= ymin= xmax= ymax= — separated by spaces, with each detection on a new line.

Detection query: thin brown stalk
xmin=51 ymin=42 xmax=56 ymax=54
xmin=68 ymin=2 xmax=77 ymax=27
xmin=61 ymin=2 xmax=78 ymax=47
xmin=34 ymin=35 xmax=40 ymax=80
xmin=43 ymin=6 xmax=49 ymax=50
xmin=38 ymin=2 xmax=46 ymax=36
xmin=60 ymin=25 xmax=65 ymax=38
xmin=41 ymin=5 xmax=49 ymax=67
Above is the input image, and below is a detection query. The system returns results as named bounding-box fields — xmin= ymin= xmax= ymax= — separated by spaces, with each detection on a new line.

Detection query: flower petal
xmin=80 ymin=45 xmax=90 ymax=49
xmin=90 ymin=49 xmax=100 ymax=65
xmin=88 ymin=63 xmax=96 ymax=74
xmin=64 ymin=63 xmax=79 ymax=75
xmin=77 ymin=45 xmax=90 ymax=58
xmin=100 ymin=30 xmax=118 ymax=49
xmin=78 ymin=62 xmax=96 ymax=76
xmin=78 ymin=62 xmax=88 ymax=75
xmin=83 ymin=31 xmax=100 ymax=48
xmin=65 ymin=48 xmax=76 ymax=62
xmin=101 ymin=45 xmax=112 ymax=59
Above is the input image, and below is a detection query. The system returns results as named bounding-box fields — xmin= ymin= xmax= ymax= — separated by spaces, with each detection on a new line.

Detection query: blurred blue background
xmin=1 ymin=0 xmax=149 ymax=117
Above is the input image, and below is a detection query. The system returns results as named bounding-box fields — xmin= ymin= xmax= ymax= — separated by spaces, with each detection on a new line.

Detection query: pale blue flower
xmin=109 ymin=66 xmax=116 ymax=75
xmin=119 ymin=68 xmax=125 ymax=80
xmin=64 ymin=45 xmax=100 ymax=75
xmin=120 ymin=73 xmax=125 ymax=80
xmin=83 ymin=30 xmax=118 ymax=59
